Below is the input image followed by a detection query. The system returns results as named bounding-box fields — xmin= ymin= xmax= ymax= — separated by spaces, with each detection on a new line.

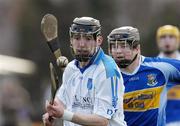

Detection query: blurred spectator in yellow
xmin=156 ymin=25 xmax=180 ymax=126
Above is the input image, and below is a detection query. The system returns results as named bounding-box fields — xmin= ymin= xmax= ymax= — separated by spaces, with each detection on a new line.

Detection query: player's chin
xmin=115 ymin=57 xmax=124 ymax=63
xmin=163 ymin=49 xmax=175 ymax=54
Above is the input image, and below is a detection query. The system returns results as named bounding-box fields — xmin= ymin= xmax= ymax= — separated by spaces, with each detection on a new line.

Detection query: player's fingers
xmin=50 ymin=109 xmax=61 ymax=118
xmin=48 ymin=111 xmax=53 ymax=117
xmin=48 ymin=109 xmax=59 ymax=117
xmin=42 ymin=114 xmax=47 ymax=122
xmin=48 ymin=105 xmax=58 ymax=112
xmin=56 ymin=56 xmax=68 ymax=67
xmin=53 ymin=99 xmax=58 ymax=105
xmin=47 ymin=105 xmax=58 ymax=116
xmin=42 ymin=112 xmax=55 ymax=123
xmin=46 ymin=102 xmax=57 ymax=115
xmin=42 ymin=113 xmax=51 ymax=125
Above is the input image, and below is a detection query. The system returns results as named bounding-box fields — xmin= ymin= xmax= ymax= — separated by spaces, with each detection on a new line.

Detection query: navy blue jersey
xmin=122 ymin=56 xmax=180 ymax=126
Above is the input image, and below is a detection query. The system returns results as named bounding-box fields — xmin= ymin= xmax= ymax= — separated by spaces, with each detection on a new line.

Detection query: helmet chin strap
xmin=118 ymin=53 xmax=138 ymax=68
xmin=78 ymin=47 xmax=99 ymax=62
xmin=70 ymin=42 xmax=99 ymax=62
xmin=113 ymin=39 xmax=138 ymax=68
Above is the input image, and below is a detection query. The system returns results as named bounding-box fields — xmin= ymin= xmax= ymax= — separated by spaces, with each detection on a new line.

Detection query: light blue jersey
xmin=122 ymin=56 xmax=180 ymax=126
xmin=56 ymin=48 xmax=127 ymax=126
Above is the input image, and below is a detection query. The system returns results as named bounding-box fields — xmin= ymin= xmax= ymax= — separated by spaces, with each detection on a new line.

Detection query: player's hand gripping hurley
xmin=41 ymin=14 xmax=68 ymax=124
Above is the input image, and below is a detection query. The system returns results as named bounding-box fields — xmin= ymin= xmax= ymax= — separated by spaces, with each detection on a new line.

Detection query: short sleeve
xmin=143 ymin=57 xmax=180 ymax=85
xmin=56 ymin=83 xmax=66 ymax=106
xmin=55 ymin=66 xmax=69 ymax=106
xmin=93 ymin=72 xmax=125 ymax=119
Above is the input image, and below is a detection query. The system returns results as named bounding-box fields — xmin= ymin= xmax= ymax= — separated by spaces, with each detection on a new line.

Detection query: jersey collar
xmin=121 ymin=55 xmax=145 ymax=75
xmin=74 ymin=47 xmax=104 ymax=73
xmin=158 ymin=51 xmax=180 ymax=60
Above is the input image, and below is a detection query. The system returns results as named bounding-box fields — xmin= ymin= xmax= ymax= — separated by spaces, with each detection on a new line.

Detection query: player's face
xmin=109 ymin=40 xmax=138 ymax=68
xmin=158 ymin=35 xmax=179 ymax=54
xmin=71 ymin=33 xmax=97 ymax=61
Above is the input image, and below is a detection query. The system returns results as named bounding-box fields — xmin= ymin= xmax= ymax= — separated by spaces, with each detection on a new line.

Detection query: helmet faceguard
xmin=70 ymin=24 xmax=101 ymax=36
xmin=108 ymin=26 xmax=140 ymax=68
xmin=69 ymin=17 xmax=101 ymax=62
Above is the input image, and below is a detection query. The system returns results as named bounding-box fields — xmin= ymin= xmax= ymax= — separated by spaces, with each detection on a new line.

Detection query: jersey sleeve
xmin=93 ymin=71 xmax=125 ymax=119
xmin=55 ymin=67 xmax=69 ymax=106
xmin=164 ymin=58 xmax=180 ymax=87
xmin=144 ymin=57 xmax=180 ymax=85
xmin=159 ymin=58 xmax=180 ymax=84
xmin=56 ymin=82 xmax=66 ymax=106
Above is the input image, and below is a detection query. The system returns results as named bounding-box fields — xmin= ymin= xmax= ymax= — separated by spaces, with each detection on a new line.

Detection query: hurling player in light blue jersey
xmin=107 ymin=26 xmax=180 ymax=126
xmin=156 ymin=25 xmax=180 ymax=126
xmin=43 ymin=17 xmax=127 ymax=126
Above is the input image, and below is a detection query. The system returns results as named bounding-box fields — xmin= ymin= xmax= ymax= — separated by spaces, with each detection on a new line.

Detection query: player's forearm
xmin=49 ymin=98 xmax=109 ymax=126
xmin=71 ymin=113 xmax=109 ymax=126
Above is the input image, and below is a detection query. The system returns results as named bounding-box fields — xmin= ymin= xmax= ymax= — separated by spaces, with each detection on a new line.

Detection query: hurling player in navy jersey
xmin=107 ymin=26 xmax=180 ymax=126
